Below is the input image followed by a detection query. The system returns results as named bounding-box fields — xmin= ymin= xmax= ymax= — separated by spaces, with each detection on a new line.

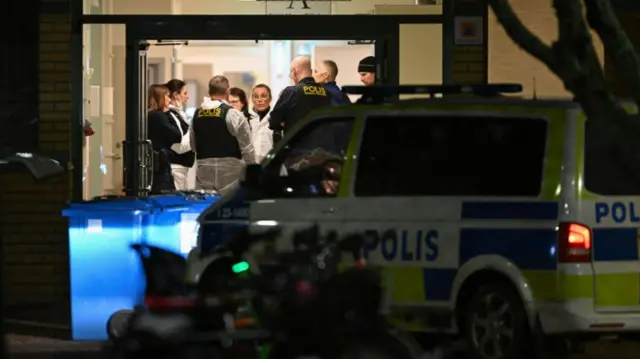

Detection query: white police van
xmin=186 ymin=85 xmax=640 ymax=359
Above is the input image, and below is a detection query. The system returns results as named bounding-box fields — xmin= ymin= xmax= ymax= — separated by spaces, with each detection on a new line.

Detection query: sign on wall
xmin=454 ymin=16 xmax=484 ymax=45
xmin=255 ymin=0 xmax=350 ymax=15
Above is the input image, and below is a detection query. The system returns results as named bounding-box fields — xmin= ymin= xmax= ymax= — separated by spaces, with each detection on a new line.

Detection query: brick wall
xmin=0 ymin=2 xmax=71 ymax=333
xmin=488 ymin=0 xmax=604 ymax=98
xmin=452 ymin=46 xmax=485 ymax=84
xmin=450 ymin=0 xmax=487 ymax=85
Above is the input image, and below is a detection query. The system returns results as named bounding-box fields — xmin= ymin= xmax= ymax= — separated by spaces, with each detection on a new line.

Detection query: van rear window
xmin=584 ymin=121 xmax=640 ymax=195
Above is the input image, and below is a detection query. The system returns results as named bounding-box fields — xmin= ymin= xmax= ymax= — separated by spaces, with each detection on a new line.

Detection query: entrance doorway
xmin=77 ymin=14 xmax=445 ymax=198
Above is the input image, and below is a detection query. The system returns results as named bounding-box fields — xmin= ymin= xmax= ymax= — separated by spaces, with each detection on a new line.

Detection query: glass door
xmin=82 ymin=23 xmax=127 ymax=199
xmin=118 ymin=14 xmax=445 ymax=192
xmin=122 ymin=40 xmax=152 ymax=196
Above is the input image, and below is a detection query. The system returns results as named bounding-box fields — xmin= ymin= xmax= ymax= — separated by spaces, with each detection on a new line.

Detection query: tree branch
xmin=487 ymin=0 xmax=557 ymax=71
xmin=584 ymin=0 xmax=640 ymax=106
xmin=489 ymin=0 xmax=640 ymax=180
xmin=550 ymin=0 xmax=592 ymax=90
xmin=552 ymin=0 xmax=613 ymax=94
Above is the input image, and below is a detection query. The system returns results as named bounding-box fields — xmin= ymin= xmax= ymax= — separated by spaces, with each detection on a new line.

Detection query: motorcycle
xmin=105 ymin=225 xmax=421 ymax=359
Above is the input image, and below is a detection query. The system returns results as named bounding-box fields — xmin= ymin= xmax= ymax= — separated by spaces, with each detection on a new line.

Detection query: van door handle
xmin=322 ymin=207 xmax=337 ymax=214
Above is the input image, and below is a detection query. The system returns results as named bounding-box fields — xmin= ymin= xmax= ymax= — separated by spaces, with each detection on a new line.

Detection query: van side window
xmin=584 ymin=120 xmax=640 ymax=195
xmin=263 ymin=117 xmax=355 ymax=198
xmin=354 ymin=115 xmax=547 ymax=196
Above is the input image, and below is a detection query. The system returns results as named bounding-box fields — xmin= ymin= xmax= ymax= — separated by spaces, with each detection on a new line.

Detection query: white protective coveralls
xmin=189 ymin=98 xmax=256 ymax=196
xmin=167 ymin=104 xmax=192 ymax=190
xmin=248 ymin=108 xmax=273 ymax=163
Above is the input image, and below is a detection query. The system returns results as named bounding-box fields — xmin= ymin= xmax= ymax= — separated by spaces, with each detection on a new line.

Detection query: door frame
xmin=76 ymin=14 xmax=448 ymax=197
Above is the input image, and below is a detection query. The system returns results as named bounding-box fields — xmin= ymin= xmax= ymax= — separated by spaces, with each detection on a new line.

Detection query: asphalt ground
xmin=5 ymin=335 xmax=640 ymax=359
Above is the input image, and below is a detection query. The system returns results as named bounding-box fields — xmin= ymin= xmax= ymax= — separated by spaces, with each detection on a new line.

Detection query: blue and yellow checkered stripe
xmin=383 ymin=201 xmax=640 ymax=307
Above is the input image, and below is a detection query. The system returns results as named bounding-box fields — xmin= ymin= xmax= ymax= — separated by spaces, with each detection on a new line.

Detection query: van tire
xmin=463 ymin=282 xmax=530 ymax=359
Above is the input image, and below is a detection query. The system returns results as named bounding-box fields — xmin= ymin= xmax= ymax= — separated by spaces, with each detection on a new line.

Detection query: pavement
xmin=4 ymin=334 xmax=640 ymax=359
xmin=6 ymin=335 xmax=102 ymax=359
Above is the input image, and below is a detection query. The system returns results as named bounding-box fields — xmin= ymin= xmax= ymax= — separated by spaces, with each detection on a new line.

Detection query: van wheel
xmin=464 ymin=283 xmax=530 ymax=359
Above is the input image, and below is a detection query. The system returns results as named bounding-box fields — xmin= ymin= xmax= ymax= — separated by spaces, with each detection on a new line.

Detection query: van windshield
xmin=584 ymin=120 xmax=640 ymax=195
xmin=261 ymin=117 xmax=355 ymax=198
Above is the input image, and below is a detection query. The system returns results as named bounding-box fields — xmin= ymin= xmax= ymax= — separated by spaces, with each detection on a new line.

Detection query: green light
xmin=232 ymin=261 xmax=250 ymax=273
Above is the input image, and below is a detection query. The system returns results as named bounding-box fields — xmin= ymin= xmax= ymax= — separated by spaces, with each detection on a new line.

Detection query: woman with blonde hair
xmin=147 ymin=84 xmax=182 ymax=193
xmin=249 ymin=84 xmax=274 ymax=163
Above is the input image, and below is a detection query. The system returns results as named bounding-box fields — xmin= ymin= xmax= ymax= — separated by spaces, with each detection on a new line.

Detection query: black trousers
xmin=151 ymin=167 xmax=175 ymax=194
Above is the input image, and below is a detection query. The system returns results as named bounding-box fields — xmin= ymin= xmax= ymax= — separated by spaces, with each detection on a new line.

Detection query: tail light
xmin=144 ymin=295 xmax=198 ymax=310
xmin=354 ymin=258 xmax=366 ymax=269
xmin=558 ymin=222 xmax=591 ymax=263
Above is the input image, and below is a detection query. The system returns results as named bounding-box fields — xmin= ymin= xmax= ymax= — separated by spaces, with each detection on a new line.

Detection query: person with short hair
xmin=313 ymin=59 xmax=351 ymax=105
xmin=189 ymin=75 xmax=256 ymax=195
xmin=269 ymin=56 xmax=332 ymax=144
xmin=248 ymin=84 xmax=274 ymax=163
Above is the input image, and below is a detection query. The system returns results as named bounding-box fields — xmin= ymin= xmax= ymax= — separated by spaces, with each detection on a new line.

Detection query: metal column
xmin=124 ymin=34 xmax=152 ymax=196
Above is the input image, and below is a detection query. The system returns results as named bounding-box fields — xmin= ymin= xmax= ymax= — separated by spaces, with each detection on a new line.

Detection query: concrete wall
xmin=147 ymin=41 xmax=270 ymax=86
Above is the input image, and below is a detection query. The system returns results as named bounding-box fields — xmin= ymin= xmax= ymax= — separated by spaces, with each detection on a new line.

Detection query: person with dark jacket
xmin=147 ymin=84 xmax=182 ymax=193
xmin=269 ymin=56 xmax=332 ymax=144
xmin=189 ymin=75 xmax=256 ymax=196
xmin=229 ymin=87 xmax=253 ymax=121
xmin=165 ymin=79 xmax=195 ymax=190
xmin=358 ymin=56 xmax=376 ymax=86
xmin=313 ymin=59 xmax=351 ymax=105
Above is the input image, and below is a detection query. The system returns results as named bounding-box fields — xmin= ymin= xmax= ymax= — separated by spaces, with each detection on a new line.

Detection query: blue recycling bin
xmin=198 ymin=190 xmax=251 ymax=254
xmin=147 ymin=194 xmax=220 ymax=255
xmin=63 ymin=194 xmax=219 ymax=340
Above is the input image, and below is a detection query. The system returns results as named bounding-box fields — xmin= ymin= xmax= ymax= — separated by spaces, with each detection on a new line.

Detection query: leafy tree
xmin=489 ymin=0 xmax=640 ymax=165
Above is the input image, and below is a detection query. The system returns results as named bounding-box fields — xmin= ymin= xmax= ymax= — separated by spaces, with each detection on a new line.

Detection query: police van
xmin=186 ymin=84 xmax=640 ymax=359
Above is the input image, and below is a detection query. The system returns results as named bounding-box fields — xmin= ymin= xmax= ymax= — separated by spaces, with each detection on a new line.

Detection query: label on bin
xmin=87 ymin=219 xmax=103 ymax=233
xmin=181 ymin=213 xmax=200 ymax=254
xmin=218 ymin=203 xmax=250 ymax=219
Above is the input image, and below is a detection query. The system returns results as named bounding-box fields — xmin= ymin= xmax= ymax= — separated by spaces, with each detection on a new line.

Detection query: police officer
xmin=269 ymin=56 xmax=331 ymax=144
xmin=358 ymin=56 xmax=376 ymax=86
xmin=189 ymin=75 xmax=256 ymax=196
xmin=313 ymin=59 xmax=351 ymax=106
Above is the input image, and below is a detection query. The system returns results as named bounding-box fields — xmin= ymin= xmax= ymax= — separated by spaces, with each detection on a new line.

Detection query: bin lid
xmin=150 ymin=193 xmax=220 ymax=212
xmin=62 ymin=196 xmax=155 ymax=216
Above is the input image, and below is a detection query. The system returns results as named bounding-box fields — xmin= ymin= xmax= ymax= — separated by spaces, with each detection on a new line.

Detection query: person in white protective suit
xmin=188 ymin=75 xmax=256 ymax=195
xmin=248 ymin=84 xmax=274 ymax=163
xmin=165 ymin=79 xmax=195 ymax=190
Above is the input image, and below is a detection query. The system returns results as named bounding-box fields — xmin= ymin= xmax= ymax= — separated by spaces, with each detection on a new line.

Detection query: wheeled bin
xmin=63 ymin=194 xmax=219 ymax=340
xmin=147 ymin=194 xmax=219 ymax=255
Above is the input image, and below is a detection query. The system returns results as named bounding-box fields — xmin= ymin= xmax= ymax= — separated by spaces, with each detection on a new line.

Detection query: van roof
xmin=381 ymin=97 xmax=582 ymax=109
xmin=341 ymin=84 xmax=582 ymax=110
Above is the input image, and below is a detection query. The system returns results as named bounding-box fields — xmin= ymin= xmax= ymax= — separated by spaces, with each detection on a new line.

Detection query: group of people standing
xmin=146 ymin=55 xmax=377 ymax=196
